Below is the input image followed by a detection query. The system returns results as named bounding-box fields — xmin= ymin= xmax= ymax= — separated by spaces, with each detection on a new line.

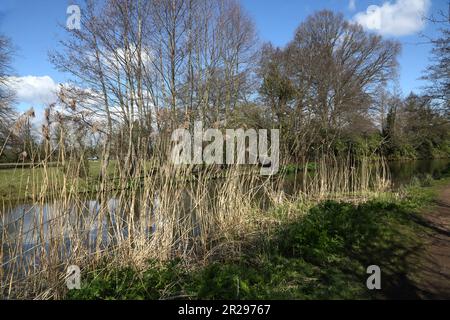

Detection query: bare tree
xmin=0 ymin=34 xmax=15 ymax=123
xmin=422 ymin=2 xmax=449 ymax=114
xmin=51 ymin=0 xmax=258 ymax=175
xmin=259 ymin=11 xmax=400 ymax=160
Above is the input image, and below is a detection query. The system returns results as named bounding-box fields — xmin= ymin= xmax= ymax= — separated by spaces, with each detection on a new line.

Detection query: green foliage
xmin=281 ymin=162 xmax=317 ymax=174
xmin=333 ymin=134 xmax=383 ymax=158
xmin=385 ymin=142 xmax=418 ymax=160
xmin=68 ymin=259 xmax=187 ymax=300
xmin=68 ymin=190 xmax=432 ymax=300
xmin=382 ymin=93 xmax=450 ymax=160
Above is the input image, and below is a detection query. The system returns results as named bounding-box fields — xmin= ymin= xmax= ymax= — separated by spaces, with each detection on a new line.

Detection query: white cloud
xmin=353 ymin=0 xmax=431 ymax=36
xmin=7 ymin=75 xmax=59 ymax=106
xmin=349 ymin=0 xmax=357 ymax=11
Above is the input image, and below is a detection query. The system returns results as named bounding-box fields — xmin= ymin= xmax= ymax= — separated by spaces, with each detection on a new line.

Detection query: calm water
xmin=388 ymin=159 xmax=450 ymax=187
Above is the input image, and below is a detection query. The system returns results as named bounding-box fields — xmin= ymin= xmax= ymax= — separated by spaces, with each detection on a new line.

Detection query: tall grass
xmin=0 ymin=146 xmax=391 ymax=299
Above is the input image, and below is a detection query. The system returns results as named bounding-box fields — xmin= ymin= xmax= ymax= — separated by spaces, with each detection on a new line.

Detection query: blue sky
xmin=0 ymin=0 xmax=447 ymax=113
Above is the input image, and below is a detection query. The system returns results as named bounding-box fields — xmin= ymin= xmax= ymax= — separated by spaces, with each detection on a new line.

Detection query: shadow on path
xmin=405 ymin=186 xmax=450 ymax=299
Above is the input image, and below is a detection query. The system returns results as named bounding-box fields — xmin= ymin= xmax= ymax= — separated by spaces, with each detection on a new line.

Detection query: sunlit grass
xmin=0 ymin=161 xmax=120 ymax=203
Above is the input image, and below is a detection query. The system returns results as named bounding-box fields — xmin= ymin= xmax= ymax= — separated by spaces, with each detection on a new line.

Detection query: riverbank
xmin=2 ymin=158 xmax=448 ymax=204
xmin=66 ymin=174 xmax=450 ymax=300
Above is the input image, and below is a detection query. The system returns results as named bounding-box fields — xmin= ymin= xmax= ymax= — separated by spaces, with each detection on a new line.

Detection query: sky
xmin=0 ymin=0 xmax=448 ymax=116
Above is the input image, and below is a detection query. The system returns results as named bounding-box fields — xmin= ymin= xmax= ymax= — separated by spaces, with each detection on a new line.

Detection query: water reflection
xmin=388 ymin=159 xmax=450 ymax=187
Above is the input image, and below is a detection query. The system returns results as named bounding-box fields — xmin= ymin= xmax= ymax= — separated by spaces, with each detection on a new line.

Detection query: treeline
xmin=380 ymin=91 xmax=449 ymax=159
xmin=0 ymin=0 xmax=448 ymax=167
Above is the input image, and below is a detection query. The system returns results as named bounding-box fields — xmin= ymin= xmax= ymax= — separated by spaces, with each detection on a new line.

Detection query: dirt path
xmin=411 ymin=185 xmax=450 ymax=299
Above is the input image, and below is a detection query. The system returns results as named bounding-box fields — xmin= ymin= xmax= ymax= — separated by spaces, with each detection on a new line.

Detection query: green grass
xmin=0 ymin=161 xmax=119 ymax=203
xmin=280 ymin=163 xmax=317 ymax=174
xmin=0 ymin=160 xmax=260 ymax=203
xmin=0 ymin=165 xmax=62 ymax=203
xmin=67 ymin=174 xmax=449 ymax=300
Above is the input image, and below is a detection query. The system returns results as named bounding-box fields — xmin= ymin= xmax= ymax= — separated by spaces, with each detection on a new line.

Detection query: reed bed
xmin=0 ymin=151 xmax=391 ymax=299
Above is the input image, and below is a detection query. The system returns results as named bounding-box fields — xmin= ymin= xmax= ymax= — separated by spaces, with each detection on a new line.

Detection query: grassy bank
xmin=67 ymin=175 xmax=447 ymax=300
xmin=0 ymin=161 xmax=306 ymax=203
xmin=0 ymin=161 xmax=108 ymax=203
